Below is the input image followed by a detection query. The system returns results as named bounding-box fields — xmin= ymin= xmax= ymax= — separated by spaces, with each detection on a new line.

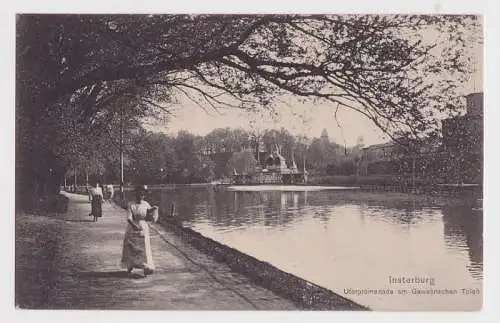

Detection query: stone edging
xmin=159 ymin=217 xmax=370 ymax=311
xmin=114 ymin=197 xmax=369 ymax=311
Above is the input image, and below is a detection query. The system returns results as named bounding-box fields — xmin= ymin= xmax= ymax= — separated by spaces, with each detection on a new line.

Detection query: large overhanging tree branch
xmin=18 ymin=14 xmax=481 ymax=159
xmin=185 ymin=15 xmax=480 ymax=144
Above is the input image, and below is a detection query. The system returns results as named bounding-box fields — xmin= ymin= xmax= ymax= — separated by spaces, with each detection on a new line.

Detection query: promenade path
xmin=15 ymin=192 xmax=298 ymax=310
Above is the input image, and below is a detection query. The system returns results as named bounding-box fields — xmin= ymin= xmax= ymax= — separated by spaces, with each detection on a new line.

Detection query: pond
xmin=142 ymin=185 xmax=482 ymax=310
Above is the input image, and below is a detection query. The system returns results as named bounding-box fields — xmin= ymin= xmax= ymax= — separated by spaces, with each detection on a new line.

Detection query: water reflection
xmin=147 ymin=187 xmax=483 ymax=278
xmin=441 ymin=205 xmax=483 ymax=279
xmin=140 ymin=186 xmax=482 ymax=309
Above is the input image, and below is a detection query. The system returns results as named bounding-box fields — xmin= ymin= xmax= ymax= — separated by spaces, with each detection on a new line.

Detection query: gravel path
xmin=15 ymin=192 xmax=298 ymax=310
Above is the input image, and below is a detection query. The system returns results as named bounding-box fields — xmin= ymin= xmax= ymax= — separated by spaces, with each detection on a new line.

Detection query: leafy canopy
xmin=17 ymin=14 xmax=481 ymax=168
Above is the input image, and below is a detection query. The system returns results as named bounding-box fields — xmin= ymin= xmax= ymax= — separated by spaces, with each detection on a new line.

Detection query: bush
xmin=325 ymin=161 xmax=355 ymax=176
xmin=308 ymin=175 xmax=401 ymax=186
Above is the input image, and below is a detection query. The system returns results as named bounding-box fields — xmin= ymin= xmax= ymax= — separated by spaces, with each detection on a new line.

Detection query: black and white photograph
xmin=13 ymin=8 xmax=486 ymax=313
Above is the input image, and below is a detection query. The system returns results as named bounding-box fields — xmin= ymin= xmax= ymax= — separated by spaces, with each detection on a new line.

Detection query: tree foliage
xmin=226 ymin=151 xmax=258 ymax=175
xmin=16 ymin=14 xmax=481 ymax=206
xmin=19 ymin=14 xmax=481 ymax=136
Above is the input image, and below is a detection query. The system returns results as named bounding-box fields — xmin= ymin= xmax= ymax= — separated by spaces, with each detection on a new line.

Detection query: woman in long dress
xmin=89 ymin=182 xmax=104 ymax=222
xmin=121 ymin=185 xmax=159 ymax=276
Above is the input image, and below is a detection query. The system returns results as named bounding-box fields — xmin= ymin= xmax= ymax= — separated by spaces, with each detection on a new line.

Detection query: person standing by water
xmin=89 ymin=182 xmax=104 ymax=222
xmin=121 ymin=185 xmax=159 ymax=277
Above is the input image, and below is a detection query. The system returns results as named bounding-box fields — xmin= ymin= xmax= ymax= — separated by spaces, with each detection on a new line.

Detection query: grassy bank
xmin=314 ymin=189 xmax=473 ymax=206
xmin=308 ymin=174 xmax=434 ymax=186
xmin=18 ymin=193 xmax=69 ymax=214
xmin=308 ymin=175 xmax=480 ymax=198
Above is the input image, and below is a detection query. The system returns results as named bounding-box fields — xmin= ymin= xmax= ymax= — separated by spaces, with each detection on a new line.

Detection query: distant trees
xmin=16 ymin=14 xmax=481 ymax=207
xmin=203 ymin=128 xmax=251 ymax=153
xmin=66 ymin=125 xmax=366 ymax=184
xmin=66 ymin=122 xmax=477 ymax=185
xmin=226 ymin=151 xmax=258 ymax=175
xmin=306 ymin=130 xmax=344 ymax=174
xmin=126 ymin=130 xmax=176 ymax=184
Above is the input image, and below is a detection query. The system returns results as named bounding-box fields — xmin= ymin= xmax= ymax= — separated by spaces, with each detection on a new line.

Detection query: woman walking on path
xmin=89 ymin=182 xmax=104 ymax=222
xmin=121 ymin=185 xmax=159 ymax=277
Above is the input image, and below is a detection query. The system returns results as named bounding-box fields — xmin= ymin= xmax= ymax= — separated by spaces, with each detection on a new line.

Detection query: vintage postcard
xmin=14 ymin=9 xmax=485 ymax=315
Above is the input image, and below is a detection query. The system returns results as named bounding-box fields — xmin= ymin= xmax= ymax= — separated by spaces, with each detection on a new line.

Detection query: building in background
xmin=441 ymin=92 xmax=483 ymax=183
xmin=358 ymin=92 xmax=483 ymax=184
xmin=359 ymin=142 xmax=399 ymax=176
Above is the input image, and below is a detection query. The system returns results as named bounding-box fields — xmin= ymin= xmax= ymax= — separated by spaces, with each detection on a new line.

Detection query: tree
xmin=198 ymin=157 xmax=216 ymax=183
xmin=226 ymin=151 xmax=258 ymax=175
xmin=16 ymin=14 xmax=481 ymax=207
xmin=172 ymin=131 xmax=202 ymax=182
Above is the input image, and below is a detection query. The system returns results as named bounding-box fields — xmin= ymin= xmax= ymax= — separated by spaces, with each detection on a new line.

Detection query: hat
xmin=134 ymin=184 xmax=148 ymax=194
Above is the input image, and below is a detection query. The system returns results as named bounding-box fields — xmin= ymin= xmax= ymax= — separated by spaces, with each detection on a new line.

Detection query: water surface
xmin=145 ymin=186 xmax=482 ymax=310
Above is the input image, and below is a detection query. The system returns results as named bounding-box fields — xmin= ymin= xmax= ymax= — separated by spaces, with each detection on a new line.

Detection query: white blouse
xmin=128 ymin=200 xmax=154 ymax=223
xmin=90 ymin=187 xmax=103 ymax=199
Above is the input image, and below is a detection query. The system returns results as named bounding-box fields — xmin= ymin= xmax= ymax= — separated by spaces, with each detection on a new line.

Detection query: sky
xmin=152 ymin=101 xmax=389 ymax=147
xmin=143 ymin=17 xmax=483 ymax=148
xmin=146 ymin=65 xmax=483 ymax=147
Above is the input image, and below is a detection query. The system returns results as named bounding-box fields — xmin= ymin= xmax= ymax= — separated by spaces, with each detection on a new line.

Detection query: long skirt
xmin=91 ymin=196 xmax=102 ymax=217
xmin=121 ymin=221 xmax=155 ymax=270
